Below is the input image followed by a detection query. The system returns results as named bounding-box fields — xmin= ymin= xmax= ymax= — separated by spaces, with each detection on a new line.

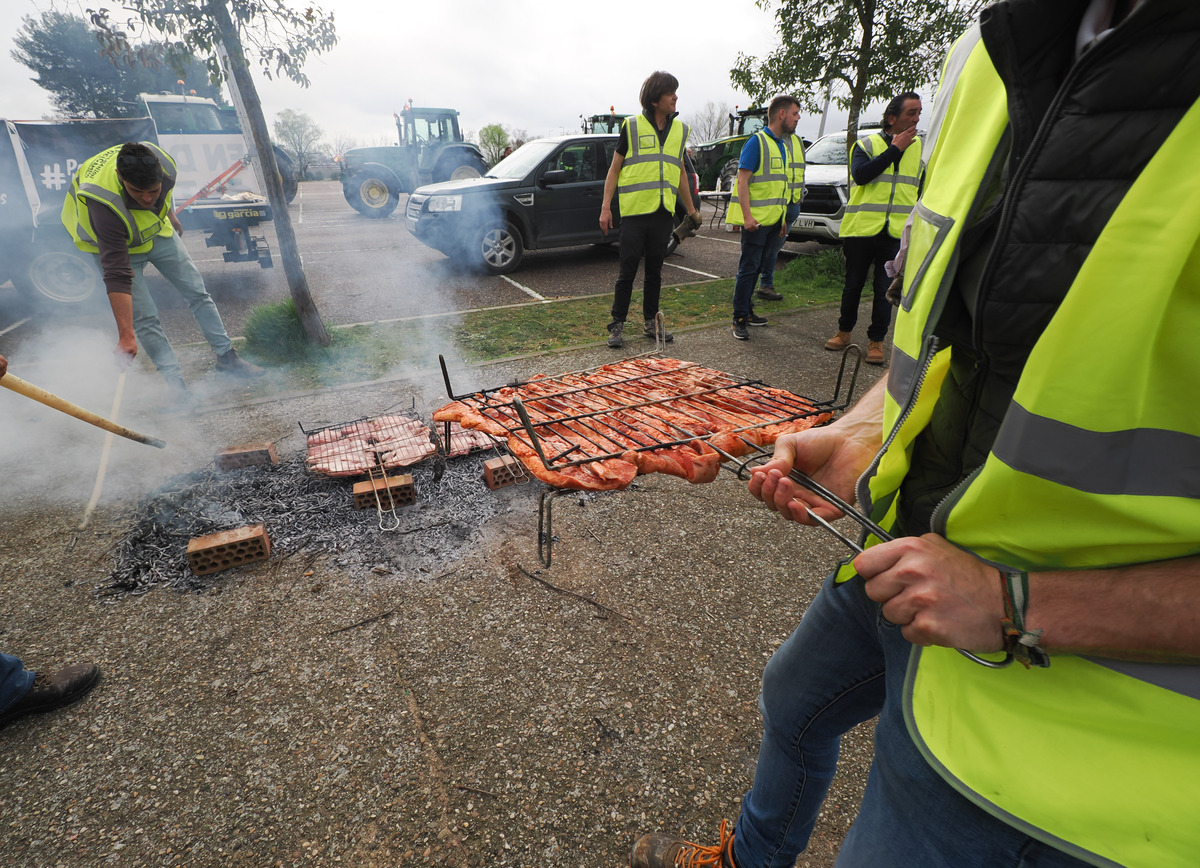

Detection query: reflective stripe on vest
xmin=616 ymin=115 xmax=688 ymax=217
xmin=62 ymin=142 xmax=177 ymax=254
xmin=784 ymin=134 xmax=806 ymax=204
xmin=838 ymin=132 xmax=922 ymax=238
xmin=856 ymin=25 xmax=1200 ymax=868
xmin=726 ymin=130 xmax=786 ymax=226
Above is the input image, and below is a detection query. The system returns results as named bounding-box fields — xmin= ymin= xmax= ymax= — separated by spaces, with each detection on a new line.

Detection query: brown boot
xmin=824 ymin=330 xmax=852 ymax=351
xmin=0 ymin=663 xmax=100 ymax=728
xmin=630 ymin=820 xmax=737 ymax=868
xmin=866 ymin=340 xmax=886 ymax=365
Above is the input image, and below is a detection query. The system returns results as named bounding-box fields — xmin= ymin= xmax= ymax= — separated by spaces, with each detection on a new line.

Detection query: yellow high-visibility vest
xmin=616 ymin=115 xmax=688 ymax=217
xmin=726 ymin=130 xmax=786 ymax=227
xmin=62 ymin=142 xmax=177 ymax=254
xmin=838 ymin=132 xmax=921 ymax=238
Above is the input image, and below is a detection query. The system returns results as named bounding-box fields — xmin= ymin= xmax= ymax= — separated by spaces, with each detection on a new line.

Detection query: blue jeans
xmin=122 ymin=233 xmax=233 ymax=380
xmin=733 ymin=220 xmax=780 ymax=319
xmin=758 ymin=204 xmax=803 ymax=289
xmin=0 ymin=652 xmax=33 ymax=712
xmin=732 ymin=574 xmax=1093 ymax=868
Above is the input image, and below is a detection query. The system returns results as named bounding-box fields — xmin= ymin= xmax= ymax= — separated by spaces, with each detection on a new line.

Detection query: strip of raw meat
xmin=506 ymin=438 xmax=637 ymax=490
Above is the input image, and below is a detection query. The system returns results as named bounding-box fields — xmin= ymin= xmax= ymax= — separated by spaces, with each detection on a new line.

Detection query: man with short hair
xmin=62 ymin=142 xmax=263 ymax=401
xmin=599 ymin=71 xmax=701 ymax=349
xmin=727 ymin=94 xmax=801 ymax=340
xmin=824 ymin=93 xmax=922 ymax=364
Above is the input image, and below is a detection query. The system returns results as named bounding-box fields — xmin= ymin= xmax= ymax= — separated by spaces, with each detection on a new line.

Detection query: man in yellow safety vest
xmin=599 ymin=71 xmax=700 ymax=349
xmin=629 ymin=1 xmax=1200 ymax=867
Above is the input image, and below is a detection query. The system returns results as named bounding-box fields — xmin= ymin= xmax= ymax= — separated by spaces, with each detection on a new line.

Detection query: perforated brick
xmin=352 ymin=474 xmax=416 ymax=510
xmin=484 ymin=456 xmax=524 ymax=490
xmin=186 ymin=524 xmax=270 ymax=576
xmin=215 ymin=442 xmax=278 ymax=470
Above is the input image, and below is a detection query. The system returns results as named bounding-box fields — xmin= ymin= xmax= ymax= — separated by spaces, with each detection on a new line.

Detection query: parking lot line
xmin=501 ymin=274 xmax=547 ymax=302
xmin=664 ymin=262 xmax=720 ymax=279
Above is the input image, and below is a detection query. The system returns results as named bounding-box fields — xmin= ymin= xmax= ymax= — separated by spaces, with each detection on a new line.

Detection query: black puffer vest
xmin=898 ymin=0 xmax=1200 ymax=534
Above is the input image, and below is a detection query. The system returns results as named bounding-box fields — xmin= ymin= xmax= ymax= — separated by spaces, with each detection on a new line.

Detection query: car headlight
xmin=427 ymin=195 xmax=462 ymax=212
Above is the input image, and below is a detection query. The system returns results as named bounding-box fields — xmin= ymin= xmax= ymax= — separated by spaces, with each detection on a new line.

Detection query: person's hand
xmin=855 ymin=534 xmax=1006 ymax=652
xmin=599 ymin=207 xmax=613 ymax=236
xmin=687 ymin=210 xmax=703 ymax=230
xmin=748 ymin=426 xmax=878 ymax=526
xmin=0 ymin=353 xmax=7 ymax=379
xmin=114 ymin=335 xmax=138 ymax=369
xmin=744 ymin=216 xmax=761 ymax=232
xmin=892 ymin=125 xmax=918 ymax=151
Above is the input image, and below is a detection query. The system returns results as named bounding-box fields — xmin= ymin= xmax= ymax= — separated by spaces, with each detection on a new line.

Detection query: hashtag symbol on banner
xmin=41 ymin=163 xmax=68 ymax=191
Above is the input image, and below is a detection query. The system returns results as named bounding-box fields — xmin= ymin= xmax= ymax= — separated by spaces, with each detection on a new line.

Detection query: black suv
xmin=405 ymin=134 xmax=620 ymax=274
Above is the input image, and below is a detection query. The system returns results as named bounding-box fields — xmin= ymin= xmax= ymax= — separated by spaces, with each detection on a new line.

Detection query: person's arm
xmin=86 ymin=199 xmax=139 ymax=363
xmin=736 ymin=169 xmax=758 ymax=231
xmin=853 ymin=535 xmax=1200 ymax=663
xmin=850 ymin=139 xmax=900 ymax=186
xmin=599 ymin=152 xmax=623 ymax=236
xmin=168 ymin=209 xmax=183 ymax=234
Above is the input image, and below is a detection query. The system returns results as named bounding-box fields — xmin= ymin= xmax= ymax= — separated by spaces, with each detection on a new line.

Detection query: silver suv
xmin=788 ymin=126 xmax=881 ymax=244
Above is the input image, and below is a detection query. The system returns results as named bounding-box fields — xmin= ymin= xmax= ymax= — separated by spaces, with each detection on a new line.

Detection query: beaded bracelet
xmin=999 ymin=568 xmax=1051 ymax=669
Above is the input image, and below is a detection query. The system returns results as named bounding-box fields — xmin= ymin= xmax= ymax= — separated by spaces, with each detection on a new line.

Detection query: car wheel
xmin=475 ymin=222 xmax=523 ymax=275
xmin=718 ymin=158 xmax=739 ymax=193
xmin=345 ymin=163 xmax=401 ymax=218
xmin=438 ymin=153 xmax=486 ymax=183
xmin=12 ymin=241 xmax=103 ymax=310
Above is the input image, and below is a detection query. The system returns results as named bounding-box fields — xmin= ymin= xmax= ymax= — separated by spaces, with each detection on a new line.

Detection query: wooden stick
xmin=0 ymin=370 xmax=165 ymax=448
xmin=79 ymin=371 xmax=126 ymax=530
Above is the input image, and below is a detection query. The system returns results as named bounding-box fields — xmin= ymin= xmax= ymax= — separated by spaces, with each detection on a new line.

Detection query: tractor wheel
xmin=344 ymin=163 xmax=401 ymax=218
xmin=718 ymin=158 xmax=739 ymax=193
xmin=436 ymin=152 xmax=487 ymax=183
xmin=473 ymin=221 xmax=523 ymax=275
xmin=11 ymin=240 xmax=104 ymax=311
xmin=274 ymin=147 xmax=300 ymax=204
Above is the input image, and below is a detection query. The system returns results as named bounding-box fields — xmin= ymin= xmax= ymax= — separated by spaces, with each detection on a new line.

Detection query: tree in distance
xmin=731 ymin=0 xmax=982 ymax=149
xmin=477 ymin=124 xmax=511 ymax=167
xmin=87 ymin=0 xmax=338 ymax=347
xmin=11 ymin=10 xmax=220 ymax=118
xmin=273 ymin=109 xmax=325 ymax=179
xmin=686 ymin=100 xmax=734 ymax=144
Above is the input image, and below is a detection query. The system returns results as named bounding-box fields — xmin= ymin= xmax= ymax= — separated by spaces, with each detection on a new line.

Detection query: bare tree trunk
xmin=209 ymin=0 xmax=330 ymax=346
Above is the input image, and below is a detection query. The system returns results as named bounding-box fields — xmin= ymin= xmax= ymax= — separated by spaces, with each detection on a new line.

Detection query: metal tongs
xmin=717 ymin=437 xmax=1013 ymax=668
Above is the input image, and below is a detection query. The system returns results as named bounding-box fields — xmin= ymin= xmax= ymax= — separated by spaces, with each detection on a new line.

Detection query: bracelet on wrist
xmin=999 ymin=568 xmax=1050 ymax=669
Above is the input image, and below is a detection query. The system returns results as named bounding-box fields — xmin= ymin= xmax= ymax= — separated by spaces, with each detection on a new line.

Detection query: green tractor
xmin=340 ymin=104 xmax=488 ymax=218
xmin=580 ymin=109 xmax=632 ymax=135
xmin=691 ymin=106 xmax=770 ymax=192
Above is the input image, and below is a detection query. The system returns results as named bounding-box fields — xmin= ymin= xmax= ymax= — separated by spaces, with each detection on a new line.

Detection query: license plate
xmin=795 ymin=218 xmax=817 ymax=228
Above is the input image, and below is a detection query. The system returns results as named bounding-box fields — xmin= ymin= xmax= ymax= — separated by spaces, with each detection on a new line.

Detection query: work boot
xmin=643 ymin=320 xmax=674 ymax=343
xmin=732 ymin=317 xmax=750 ymax=341
xmin=0 ymin=663 xmax=101 ymax=728
xmin=824 ymin=330 xmax=853 ymax=351
xmin=630 ymin=820 xmax=738 ymax=868
xmin=215 ymin=348 xmax=265 ymax=378
xmin=607 ymin=321 xmax=625 ymax=349
xmin=754 ymin=286 xmax=783 ymax=301
xmin=866 ymin=340 xmax=886 ymax=365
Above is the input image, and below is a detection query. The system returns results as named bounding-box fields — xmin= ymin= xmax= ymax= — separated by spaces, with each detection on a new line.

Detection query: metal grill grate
xmin=300 ymin=411 xmax=439 ymax=478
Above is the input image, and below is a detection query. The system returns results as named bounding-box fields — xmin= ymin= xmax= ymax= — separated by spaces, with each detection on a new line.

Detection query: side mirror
xmin=541 ymin=169 xmax=570 ymax=186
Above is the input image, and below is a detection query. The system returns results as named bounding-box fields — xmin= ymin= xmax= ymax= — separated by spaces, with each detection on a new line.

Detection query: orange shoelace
xmin=673 ymin=818 xmax=736 ymax=868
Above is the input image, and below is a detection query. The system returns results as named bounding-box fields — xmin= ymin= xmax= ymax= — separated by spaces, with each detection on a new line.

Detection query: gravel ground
xmin=0 ymin=304 xmax=884 ymax=867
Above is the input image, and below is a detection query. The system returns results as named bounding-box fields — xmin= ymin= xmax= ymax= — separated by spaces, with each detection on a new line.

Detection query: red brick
xmin=484 ymin=456 xmax=524 ymax=490
xmin=186 ymin=524 xmax=270 ymax=576
xmin=352 ymin=474 xmax=416 ymax=510
xmin=215 ymin=442 xmax=278 ymax=470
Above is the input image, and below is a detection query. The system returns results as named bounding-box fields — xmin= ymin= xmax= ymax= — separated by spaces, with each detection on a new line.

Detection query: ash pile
xmin=102 ymin=451 xmax=528 ymax=597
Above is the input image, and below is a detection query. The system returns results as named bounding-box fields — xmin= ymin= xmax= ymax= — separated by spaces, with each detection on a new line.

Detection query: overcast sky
xmin=1 ymin=0 xmax=870 ymax=148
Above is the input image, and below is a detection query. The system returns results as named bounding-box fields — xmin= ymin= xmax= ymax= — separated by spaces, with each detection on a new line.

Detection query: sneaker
xmin=643 ymin=319 xmax=675 ymax=343
xmin=732 ymin=317 xmax=750 ymax=341
xmin=607 ymin=321 xmax=625 ymax=349
xmin=747 ymin=312 xmax=768 ymax=327
xmin=0 ymin=663 xmax=100 ymax=728
xmin=754 ymin=286 xmax=783 ymax=301
xmin=164 ymin=375 xmax=194 ymax=410
xmin=630 ymin=820 xmax=737 ymax=868
xmin=866 ymin=340 xmax=886 ymax=365
xmin=824 ymin=330 xmax=853 ymax=351
xmin=215 ymin=348 xmax=265 ymax=378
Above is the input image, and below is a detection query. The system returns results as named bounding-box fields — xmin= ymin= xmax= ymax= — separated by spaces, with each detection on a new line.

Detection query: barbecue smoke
xmin=0 ymin=325 xmax=221 ymax=508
